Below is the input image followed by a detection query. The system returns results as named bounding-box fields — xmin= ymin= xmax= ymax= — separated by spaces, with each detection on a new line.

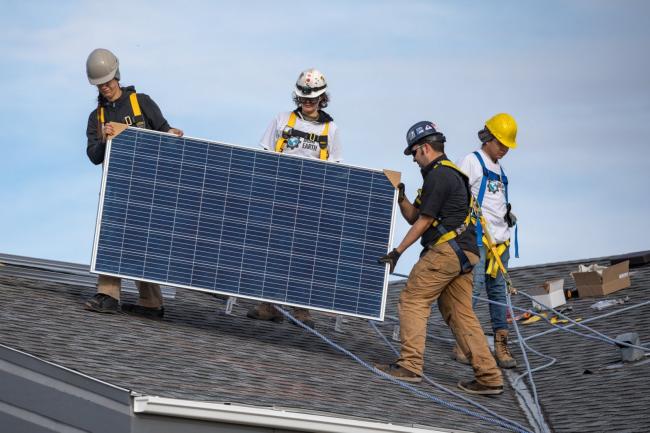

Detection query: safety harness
xmin=97 ymin=92 xmax=146 ymax=128
xmin=472 ymin=151 xmax=519 ymax=277
xmin=274 ymin=111 xmax=330 ymax=160
xmin=415 ymin=159 xmax=475 ymax=274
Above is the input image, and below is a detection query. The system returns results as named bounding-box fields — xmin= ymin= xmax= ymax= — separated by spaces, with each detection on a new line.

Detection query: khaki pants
xmin=97 ymin=275 xmax=163 ymax=308
xmin=397 ymin=242 xmax=502 ymax=387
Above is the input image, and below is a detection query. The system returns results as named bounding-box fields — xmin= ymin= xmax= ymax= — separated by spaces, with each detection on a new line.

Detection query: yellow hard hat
xmin=485 ymin=113 xmax=518 ymax=149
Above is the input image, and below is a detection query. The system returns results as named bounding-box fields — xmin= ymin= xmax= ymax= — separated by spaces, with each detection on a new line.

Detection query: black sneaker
xmin=375 ymin=362 xmax=422 ymax=383
xmin=457 ymin=379 xmax=503 ymax=395
xmin=121 ymin=303 xmax=165 ymax=319
xmin=84 ymin=293 xmax=119 ymax=314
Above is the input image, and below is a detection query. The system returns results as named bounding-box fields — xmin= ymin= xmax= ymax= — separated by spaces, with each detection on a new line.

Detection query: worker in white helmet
xmin=246 ymin=68 xmax=342 ymax=329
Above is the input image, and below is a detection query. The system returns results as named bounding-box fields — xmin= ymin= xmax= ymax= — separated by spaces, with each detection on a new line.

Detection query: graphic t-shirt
xmin=260 ymin=111 xmax=342 ymax=161
xmin=458 ymin=148 xmax=511 ymax=244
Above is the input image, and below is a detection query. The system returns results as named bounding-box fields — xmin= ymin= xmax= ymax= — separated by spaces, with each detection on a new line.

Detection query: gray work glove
xmin=378 ymin=249 xmax=401 ymax=273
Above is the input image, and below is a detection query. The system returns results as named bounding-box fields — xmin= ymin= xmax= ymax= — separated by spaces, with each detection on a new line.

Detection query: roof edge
xmin=0 ymin=343 xmax=131 ymax=405
xmin=132 ymin=396 xmax=455 ymax=433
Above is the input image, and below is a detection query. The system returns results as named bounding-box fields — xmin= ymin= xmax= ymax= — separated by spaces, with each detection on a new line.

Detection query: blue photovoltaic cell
xmin=92 ymin=127 xmax=396 ymax=319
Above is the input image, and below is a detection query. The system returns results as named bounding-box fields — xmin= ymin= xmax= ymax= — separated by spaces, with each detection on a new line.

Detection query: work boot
xmin=246 ymin=302 xmax=284 ymax=323
xmin=84 ymin=293 xmax=119 ymax=314
xmin=121 ymin=303 xmax=165 ymax=319
xmin=451 ymin=344 xmax=471 ymax=365
xmin=457 ymin=379 xmax=503 ymax=395
xmin=494 ymin=329 xmax=517 ymax=369
xmin=375 ymin=363 xmax=422 ymax=383
xmin=291 ymin=307 xmax=315 ymax=329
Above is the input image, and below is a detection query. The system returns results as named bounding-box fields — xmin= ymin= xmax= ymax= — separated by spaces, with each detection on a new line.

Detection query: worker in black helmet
xmin=375 ymin=121 xmax=503 ymax=395
xmin=83 ymin=48 xmax=183 ymax=318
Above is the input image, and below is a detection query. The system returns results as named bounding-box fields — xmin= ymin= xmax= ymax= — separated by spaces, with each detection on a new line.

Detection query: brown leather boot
xmin=246 ymin=302 xmax=284 ymax=323
xmin=291 ymin=307 xmax=315 ymax=329
xmin=494 ymin=329 xmax=517 ymax=369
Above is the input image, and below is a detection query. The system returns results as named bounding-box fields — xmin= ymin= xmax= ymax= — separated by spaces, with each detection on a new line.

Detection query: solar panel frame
xmin=90 ymin=125 xmax=398 ymax=320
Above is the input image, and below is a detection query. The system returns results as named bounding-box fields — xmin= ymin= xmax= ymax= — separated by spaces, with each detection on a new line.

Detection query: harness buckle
xmin=281 ymin=126 xmax=293 ymax=139
xmin=307 ymin=132 xmax=317 ymax=142
xmin=454 ymin=223 xmax=467 ymax=236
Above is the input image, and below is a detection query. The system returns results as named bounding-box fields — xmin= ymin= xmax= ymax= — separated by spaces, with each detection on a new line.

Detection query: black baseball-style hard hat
xmin=404 ymin=121 xmax=446 ymax=155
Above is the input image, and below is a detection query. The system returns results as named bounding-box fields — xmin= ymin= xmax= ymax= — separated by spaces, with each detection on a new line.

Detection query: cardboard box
xmin=529 ymin=278 xmax=566 ymax=310
xmin=571 ymin=260 xmax=631 ymax=298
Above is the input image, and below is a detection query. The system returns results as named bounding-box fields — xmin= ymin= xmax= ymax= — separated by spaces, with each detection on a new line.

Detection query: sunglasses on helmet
xmin=296 ymin=84 xmax=326 ymax=95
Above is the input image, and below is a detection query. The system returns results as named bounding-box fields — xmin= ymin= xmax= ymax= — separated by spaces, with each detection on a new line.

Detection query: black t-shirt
xmin=415 ymin=155 xmax=478 ymax=255
xmin=85 ymin=85 xmax=172 ymax=165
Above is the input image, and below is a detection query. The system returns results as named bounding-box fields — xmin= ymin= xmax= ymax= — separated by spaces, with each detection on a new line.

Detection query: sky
xmin=1 ymin=0 xmax=649 ymax=278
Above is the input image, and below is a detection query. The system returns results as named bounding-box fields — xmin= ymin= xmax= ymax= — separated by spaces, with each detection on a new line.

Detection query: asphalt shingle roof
xmin=1 ymin=251 xmax=649 ymax=432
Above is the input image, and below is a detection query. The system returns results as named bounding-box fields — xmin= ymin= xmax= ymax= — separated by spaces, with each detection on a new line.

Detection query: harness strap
xmin=485 ymin=239 xmax=510 ymax=278
xmin=319 ymin=122 xmax=330 ymax=160
xmin=129 ymin=93 xmax=145 ymax=127
xmin=432 ymin=223 xmax=474 ymax=274
xmin=426 ymin=160 xmax=475 ymax=274
xmin=472 ymin=151 xmax=518 ymax=257
xmin=275 ymin=112 xmax=297 ymax=152
xmin=274 ymin=112 xmax=330 ymax=160
xmin=96 ymin=92 xmax=145 ymax=128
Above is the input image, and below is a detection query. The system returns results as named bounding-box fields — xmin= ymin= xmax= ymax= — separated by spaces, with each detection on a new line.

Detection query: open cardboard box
xmin=571 ymin=260 xmax=631 ymax=298
xmin=529 ymin=278 xmax=566 ymax=310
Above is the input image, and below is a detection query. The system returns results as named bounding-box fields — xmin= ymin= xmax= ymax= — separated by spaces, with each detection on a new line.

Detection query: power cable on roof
xmin=274 ymin=306 xmax=532 ymax=433
xmin=368 ymin=320 xmax=533 ymax=433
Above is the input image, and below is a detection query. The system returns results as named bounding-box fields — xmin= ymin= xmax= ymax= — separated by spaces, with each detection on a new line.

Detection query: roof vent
xmin=615 ymin=332 xmax=645 ymax=362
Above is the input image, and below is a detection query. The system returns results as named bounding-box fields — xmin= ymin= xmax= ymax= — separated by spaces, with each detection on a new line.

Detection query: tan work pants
xmin=398 ymin=242 xmax=502 ymax=387
xmin=97 ymin=275 xmax=163 ymax=308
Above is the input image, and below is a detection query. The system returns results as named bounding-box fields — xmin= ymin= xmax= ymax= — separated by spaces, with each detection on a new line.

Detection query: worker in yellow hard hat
xmin=453 ymin=113 xmax=519 ymax=369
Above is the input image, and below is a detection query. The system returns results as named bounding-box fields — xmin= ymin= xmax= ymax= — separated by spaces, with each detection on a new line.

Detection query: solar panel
xmin=90 ymin=125 xmax=398 ymax=320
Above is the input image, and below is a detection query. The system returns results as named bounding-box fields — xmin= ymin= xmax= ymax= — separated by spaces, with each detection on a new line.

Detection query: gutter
xmin=133 ymin=396 xmax=459 ymax=433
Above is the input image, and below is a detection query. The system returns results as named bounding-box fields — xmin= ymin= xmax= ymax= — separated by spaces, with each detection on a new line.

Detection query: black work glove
xmin=378 ymin=249 xmax=401 ymax=273
xmin=397 ymin=183 xmax=406 ymax=203
xmin=504 ymin=203 xmax=517 ymax=227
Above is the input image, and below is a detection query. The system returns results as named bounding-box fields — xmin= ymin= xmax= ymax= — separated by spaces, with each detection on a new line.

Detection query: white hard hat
xmin=86 ymin=48 xmax=120 ymax=85
xmin=294 ymin=68 xmax=327 ymax=98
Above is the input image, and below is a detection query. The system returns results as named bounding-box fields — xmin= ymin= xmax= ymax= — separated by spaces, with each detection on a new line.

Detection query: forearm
xmin=86 ymin=141 xmax=106 ymax=165
xmin=395 ymin=215 xmax=434 ymax=254
xmin=399 ymin=200 xmax=419 ymax=224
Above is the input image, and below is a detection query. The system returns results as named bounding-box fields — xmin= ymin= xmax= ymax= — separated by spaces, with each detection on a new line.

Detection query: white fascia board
xmin=132 ymin=396 xmax=452 ymax=433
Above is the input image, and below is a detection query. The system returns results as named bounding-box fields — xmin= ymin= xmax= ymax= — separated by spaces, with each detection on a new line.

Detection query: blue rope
xmin=274 ymin=306 xmax=532 ymax=433
xmin=516 ymin=291 xmax=650 ymax=352
xmin=368 ymin=320 xmax=532 ymax=433
xmin=472 ymin=294 xmax=650 ymax=386
xmin=473 ymin=294 xmax=650 ymax=350
xmin=504 ymin=289 xmax=542 ymax=417
xmin=524 ymin=300 xmax=650 ymax=342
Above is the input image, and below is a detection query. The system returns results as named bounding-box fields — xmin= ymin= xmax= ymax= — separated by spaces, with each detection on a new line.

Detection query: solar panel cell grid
xmin=92 ymin=127 xmax=396 ymax=319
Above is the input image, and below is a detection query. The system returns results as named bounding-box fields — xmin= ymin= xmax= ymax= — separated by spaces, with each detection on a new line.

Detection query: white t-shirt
xmin=458 ymin=148 xmax=511 ymax=244
xmin=260 ymin=111 xmax=342 ymax=162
